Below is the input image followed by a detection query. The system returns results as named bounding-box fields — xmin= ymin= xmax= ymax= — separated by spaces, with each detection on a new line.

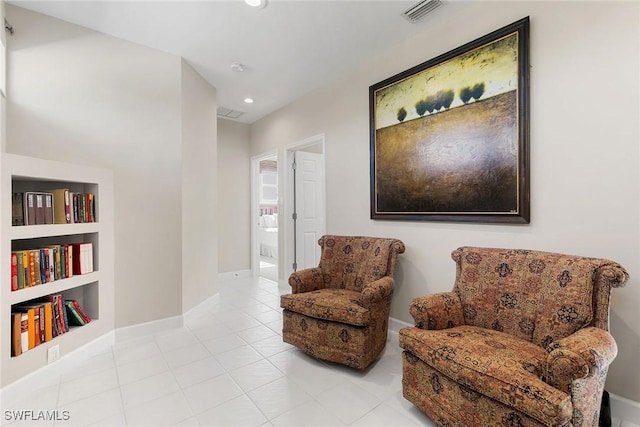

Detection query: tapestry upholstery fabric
xmin=399 ymin=246 xmax=628 ymax=427
xmin=281 ymin=235 xmax=405 ymax=369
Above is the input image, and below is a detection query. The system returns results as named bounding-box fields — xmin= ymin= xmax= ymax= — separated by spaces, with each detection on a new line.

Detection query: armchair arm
xmin=409 ymin=292 xmax=465 ymax=330
xmin=288 ymin=267 xmax=324 ymax=294
xmin=360 ymin=276 xmax=394 ymax=307
xmin=545 ymin=327 xmax=618 ymax=392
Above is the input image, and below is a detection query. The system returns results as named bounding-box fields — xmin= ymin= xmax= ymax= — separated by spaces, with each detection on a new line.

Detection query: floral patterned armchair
xmin=281 ymin=235 xmax=405 ymax=369
xmin=399 ymin=246 xmax=628 ymax=427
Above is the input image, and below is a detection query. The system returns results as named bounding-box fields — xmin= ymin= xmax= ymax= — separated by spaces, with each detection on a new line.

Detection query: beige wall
xmin=6 ymin=5 xmax=184 ymax=327
xmin=251 ymin=2 xmax=640 ymax=401
xmin=181 ymin=60 xmax=218 ymax=312
xmin=217 ymin=119 xmax=251 ymax=273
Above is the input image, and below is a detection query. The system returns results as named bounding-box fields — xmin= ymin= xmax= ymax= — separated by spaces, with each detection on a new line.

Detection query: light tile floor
xmin=1 ymin=276 xmax=637 ymax=427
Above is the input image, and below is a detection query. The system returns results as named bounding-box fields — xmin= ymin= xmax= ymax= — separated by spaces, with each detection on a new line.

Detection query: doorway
xmin=284 ymin=135 xmax=326 ymax=279
xmin=251 ymin=153 xmax=279 ymax=282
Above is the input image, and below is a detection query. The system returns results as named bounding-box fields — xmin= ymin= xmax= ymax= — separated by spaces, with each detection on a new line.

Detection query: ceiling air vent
xmin=402 ymin=0 xmax=442 ymax=23
xmin=217 ymin=106 xmax=245 ymax=120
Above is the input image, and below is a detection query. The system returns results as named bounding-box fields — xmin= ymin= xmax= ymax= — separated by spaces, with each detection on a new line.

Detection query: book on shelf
xmin=12 ymin=305 xmax=37 ymax=349
xmin=21 ymin=251 xmax=28 ymax=288
xmin=11 ymin=251 xmax=26 ymax=290
xmin=10 ymin=295 xmax=88 ymax=356
xmin=70 ymin=299 xmax=91 ymax=324
xmin=11 ymin=252 xmax=18 ymax=291
xmin=12 ymin=193 xmax=24 ymax=226
xmin=24 ymin=192 xmax=36 ymax=225
xmin=11 ymin=312 xmax=22 ymax=357
xmin=72 ymin=243 xmax=93 ymax=275
xmin=65 ymin=301 xmax=86 ymax=326
xmin=44 ymin=193 xmax=54 ymax=224
xmin=14 ymin=191 xmax=94 ymax=225
xmin=21 ymin=192 xmax=55 ymax=225
xmin=10 ymin=311 xmax=30 ymax=356
xmin=39 ymin=248 xmax=48 ymax=284
xmin=42 ymin=301 xmax=54 ymax=342
xmin=10 ymin=244 xmax=84 ymax=291
xmin=51 ymin=188 xmax=71 ymax=224
xmin=16 ymin=303 xmax=47 ymax=346
xmin=43 ymin=295 xmax=61 ymax=337
xmin=35 ymin=193 xmax=44 ymax=225
xmin=44 ymin=294 xmax=68 ymax=336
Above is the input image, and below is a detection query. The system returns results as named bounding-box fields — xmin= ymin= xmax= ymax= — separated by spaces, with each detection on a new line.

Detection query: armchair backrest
xmin=451 ymin=246 xmax=628 ymax=348
xmin=317 ymin=235 xmax=405 ymax=292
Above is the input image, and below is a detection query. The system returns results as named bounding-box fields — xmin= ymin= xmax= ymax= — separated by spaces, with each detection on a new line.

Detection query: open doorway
xmin=252 ymin=153 xmax=279 ymax=282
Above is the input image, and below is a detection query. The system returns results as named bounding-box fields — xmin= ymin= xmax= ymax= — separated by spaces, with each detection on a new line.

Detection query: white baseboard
xmin=0 ymin=331 xmax=115 ymax=402
xmin=218 ymin=269 xmax=252 ymax=281
xmin=114 ymin=315 xmax=183 ymax=343
xmin=183 ymin=293 xmax=220 ymax=324
xmin=389 ymin=316 xmax=412 ymax=335
xmin=389 ymin=317 xmax=640 ymax=423
xmin=1 ymin=293 xmax=223 ymax=399
xmin=611 ymin=393 xmax=640 ymax=424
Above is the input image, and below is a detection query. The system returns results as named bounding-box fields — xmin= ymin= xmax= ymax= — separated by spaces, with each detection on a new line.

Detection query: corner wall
xmin=250 ymin=1 xmax=640 ymax=402
xmin=6 ymin=5 xmax=184 ymax=327
xmin=181 ymin=60 xmax=218 ymax=312
xmin=217 ymin=119 xmax=251 ymax=274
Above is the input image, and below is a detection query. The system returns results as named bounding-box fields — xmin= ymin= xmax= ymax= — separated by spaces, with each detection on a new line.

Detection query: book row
xmin=10 ymin=243 xmax=94 ymax=291
xmin=12 ymin=189 xmax=96 ymax=226
xmin=11 ymin=294 xmax=92 ymax=357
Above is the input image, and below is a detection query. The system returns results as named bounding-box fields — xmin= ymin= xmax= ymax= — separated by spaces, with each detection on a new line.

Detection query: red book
xmin=11 ymin=252 xmax=18 ymax=291
xmin=72 ymin=300 xmax=91 ymax=323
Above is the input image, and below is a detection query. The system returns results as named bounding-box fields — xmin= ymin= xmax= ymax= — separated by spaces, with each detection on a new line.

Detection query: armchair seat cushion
xmin=281 ymin=289 xmax=370 ymax=326
xmin=400 ymin=325 xmax=572 ymax=426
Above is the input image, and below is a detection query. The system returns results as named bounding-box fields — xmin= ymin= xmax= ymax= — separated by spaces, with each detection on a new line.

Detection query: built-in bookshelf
xmin=1 ymin=153 xmax=114 ymax=387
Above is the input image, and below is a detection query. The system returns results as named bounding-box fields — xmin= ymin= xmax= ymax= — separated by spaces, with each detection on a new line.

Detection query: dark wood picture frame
xmin=370 ymin=17 xmax=530 ymax=224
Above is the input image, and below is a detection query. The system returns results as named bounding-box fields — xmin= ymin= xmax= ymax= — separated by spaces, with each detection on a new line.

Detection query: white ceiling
xmin=7 ymin=0 xmax=454 ymax=123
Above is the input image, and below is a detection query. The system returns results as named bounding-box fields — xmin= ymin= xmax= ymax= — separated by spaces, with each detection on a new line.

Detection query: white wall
xmin=181 ymin=60 xmax=218 ymax=312
xmin=6 ymin=5 xmax=184 ymax=327
xmin=251 ymin=2 xmax=640 ymax=402
xmin=217 ymin=119 xmax=251 ymax=273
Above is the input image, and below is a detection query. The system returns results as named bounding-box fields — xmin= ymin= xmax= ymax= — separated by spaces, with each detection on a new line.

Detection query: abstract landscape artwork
xmin=370 ymin=17 xmax=530 ymax=223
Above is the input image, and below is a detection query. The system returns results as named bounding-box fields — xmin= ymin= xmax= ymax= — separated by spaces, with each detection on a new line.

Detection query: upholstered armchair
xmin=399 ymin=246 xmax=628 ymax=427
xmin=281 ymin=235 xmax=405 ymax=369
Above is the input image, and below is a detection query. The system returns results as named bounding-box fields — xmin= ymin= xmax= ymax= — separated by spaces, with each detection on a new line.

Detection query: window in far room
xmin=259 ymin=161 xmax=278 ymax=205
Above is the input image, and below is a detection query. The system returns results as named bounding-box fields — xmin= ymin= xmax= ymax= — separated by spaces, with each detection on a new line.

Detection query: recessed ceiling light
xmin=244 ymin=97 xmax=255 ymax=104
xmin=245 ymin=0 xmax=267 ymax=9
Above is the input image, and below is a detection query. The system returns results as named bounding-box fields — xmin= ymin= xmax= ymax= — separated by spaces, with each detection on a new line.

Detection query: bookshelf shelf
xmin=9 ymin=273 xmax=100 ymax=305
xmin=1 ymin=153 xmax=114 ymax=387
xmin=9 ymin=222 xmax=99 ymax=240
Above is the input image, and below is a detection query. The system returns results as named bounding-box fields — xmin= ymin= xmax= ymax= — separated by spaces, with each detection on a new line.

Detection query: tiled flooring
xmin=1 ymin=276 xmax=637 ymax=426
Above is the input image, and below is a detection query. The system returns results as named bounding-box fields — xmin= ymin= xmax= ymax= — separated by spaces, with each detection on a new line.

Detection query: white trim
xmin=183 ymin=293 xmax=220 ymax=324
xmin=114 ymin=315 xmax=183 ymax=343
xmin=218 ymin=269 xmax=252 ymax=282
xmin=389 ymin=316 xmax=412 ymax=335
xmin=0 ymin=331 xmax=114 ymax=401
xmin=1 ymin=292 xmax=225 ymax=398
xmin=611 ymin=393 xmax=640 ymax=424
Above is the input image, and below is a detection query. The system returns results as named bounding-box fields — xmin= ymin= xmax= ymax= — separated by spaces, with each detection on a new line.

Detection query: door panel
xmin=295 ymin=151 xmax=325 ymax=270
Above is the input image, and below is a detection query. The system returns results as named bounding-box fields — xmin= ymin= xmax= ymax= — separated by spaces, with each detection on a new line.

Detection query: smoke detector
xmin=402 ymin=0 xmax=442 ymax=23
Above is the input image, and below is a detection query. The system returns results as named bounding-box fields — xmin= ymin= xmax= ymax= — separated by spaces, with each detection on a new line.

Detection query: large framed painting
xmin=370 ymin=17 xmax=530 ymax=223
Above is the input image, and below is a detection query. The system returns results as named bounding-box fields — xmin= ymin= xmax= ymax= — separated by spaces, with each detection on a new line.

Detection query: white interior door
xmin=294 ymin=150 xmax=325 ymax=271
